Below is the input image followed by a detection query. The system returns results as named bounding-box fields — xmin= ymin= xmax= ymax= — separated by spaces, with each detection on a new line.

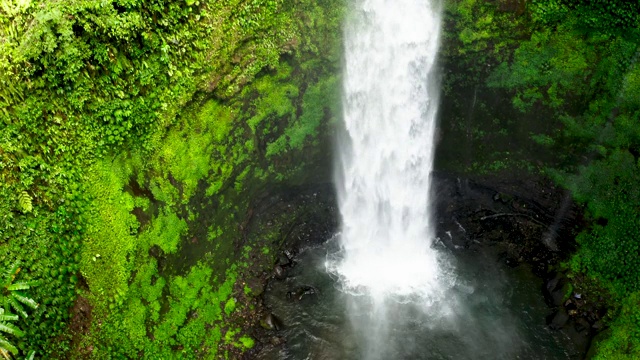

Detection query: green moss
xmin=82 ymin=156 xmax=139 ymax=308
xmin=224 ymin=298 xmax=237 ymax=315
xmin=140 ymin=210 xmax=187 ymax=254
xmin=238 ymin=335 xmax=255 ymax=349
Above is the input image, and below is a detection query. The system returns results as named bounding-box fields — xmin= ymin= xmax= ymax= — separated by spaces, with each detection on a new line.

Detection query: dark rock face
xmin=431 ymin=172 xmax=579 ymax=267
xmin=237 ymin=183 xmax=338 ymax=355
xmin=431 ymin=172 xmax=601 ymax=358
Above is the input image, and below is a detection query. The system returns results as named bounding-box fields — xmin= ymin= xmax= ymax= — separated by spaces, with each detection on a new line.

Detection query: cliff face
xmin=0 ymin=0 xmax=344 ymax=357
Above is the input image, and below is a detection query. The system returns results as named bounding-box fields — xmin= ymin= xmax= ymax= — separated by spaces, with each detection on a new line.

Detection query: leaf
xmin=17 ymin=191 xmax=32 ymax=213
xmin=7 ymin=297 xmax=26 ymax=319
xmin=0 ymin=315 xmax=18 ymax=322
xmin=2 ymin=263 xmax=19 ymax=286
xmin=0 ymin=336 xmax=18 ymax=357
xmin=11 ymin=293 xmax=37 ymax=310
xmin=0 ymin=322 xmax=24 ymax=337
xmin=6 ymin=281 xmax=30 ymax=291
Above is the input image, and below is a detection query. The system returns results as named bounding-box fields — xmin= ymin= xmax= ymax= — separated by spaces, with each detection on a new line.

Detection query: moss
xmin=238 ymin=335 xmax=255 ymax=349
xmin=224 ymin=298 xmax=237 ymax=316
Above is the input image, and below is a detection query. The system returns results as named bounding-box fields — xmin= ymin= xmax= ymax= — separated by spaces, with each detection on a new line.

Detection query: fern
xmin=0 ymin=262 xmax=38 ymax=358
xmin=16 ymin=192 xmax=31 ymax=213
xmin=0 ymin=309 xmax=20 ymax=359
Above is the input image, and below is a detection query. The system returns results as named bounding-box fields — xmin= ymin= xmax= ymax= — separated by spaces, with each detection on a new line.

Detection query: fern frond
xmin=17 ymin=191 xmax=32 ymax=213
xmin=0 ymin=314 xmax=18 ymax=322
xmin=2 ymin=262 xmax=19 ymax=286
xmin=0 ymin=322 xmax=24 ymax=337
xmin=0 ymin=335 xmax=18 ymax=358
xmin=7 ymin=297 xmax=26 ymax=319
xmin=6 ymin=281 xmax=30 ymax=291
xmin=11 ymin=293 xmax=37 ymax=310
xmin=25 ymin=350 xmax=35 ymax=360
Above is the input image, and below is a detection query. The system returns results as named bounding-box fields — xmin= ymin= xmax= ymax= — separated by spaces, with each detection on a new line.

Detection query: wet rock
xmin=591 ymin=320 xmax=603 ymax=330
xmin=246 ymin=277 xmax=264 ymax=297
xmin=548 ymin=308 xmax=570 ymax=330
xmin=545 ymin=273 xmax=569 ymax=307
xmin=270 ymin=336 xmax=285 ymax=346
xmin=287 ymin=285 xmax=319 ymax=301
xmin=277 ymin=253 xmax=291 ymax=267
xmin=274 ymin=265 xmax=286 ymax=280
xmin=283 ymin=249 xmax=296 ymax=262
xmin=261 ymin=313 xmax=283 ymax=331
xmin=575 ymin=318 xmax=591 ymax=333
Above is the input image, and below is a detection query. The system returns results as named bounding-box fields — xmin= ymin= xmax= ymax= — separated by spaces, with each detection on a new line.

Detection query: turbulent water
xmin=329 ymin=0 xmax=447 ymax=300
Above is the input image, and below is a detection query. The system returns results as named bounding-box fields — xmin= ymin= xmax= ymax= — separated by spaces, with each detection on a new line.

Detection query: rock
xmin=287 ymin=285 xmax=319 ymax=301
xmin=591 ymin=320 xmax=603 ymax=330
xmin=545 ymin=273 xmax=569 ymax=307
xmin=273 ymin=265 xmax=285 ymax=280
xmin=548 ymin=308 xmax=570 ymax=330
xmin=277 ymin=254 xmax=291 ymax=267
xmin=261 ymin=313 xmax=283 ymax=331
xmin=575 ymin=318 xmax=591 ymax=333
xmin=246 ymin=277 xmax=264 ymax=297
xmin=270 ymin=336 xmax=285 ymax=346
xmin=283 ymin=249 xmax=296 ymax=262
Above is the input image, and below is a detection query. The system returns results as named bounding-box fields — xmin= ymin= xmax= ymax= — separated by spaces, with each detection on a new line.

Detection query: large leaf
xmin=10 ymin=293 xmax=37 ymax=310
xmin=1 ymin=263 xmax=19 ymax=287
xmin=7 ymin=297 xmax=26 ymax=319
xmin=0 ymin=336 xmax=18 ymax=358
xmin=6 ymin=281 xmax=30 ymax=291
xmin=0 ymin=314 xmax=18 ymax=322
xmin=0 ymin=322 xmax=24 ymax=337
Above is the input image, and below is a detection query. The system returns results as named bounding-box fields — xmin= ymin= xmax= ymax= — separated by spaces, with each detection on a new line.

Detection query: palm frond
xmin=0 ymin=348 xmax=10 ymax=360
xmin=17 ymin=191 xmax=32 ymax=213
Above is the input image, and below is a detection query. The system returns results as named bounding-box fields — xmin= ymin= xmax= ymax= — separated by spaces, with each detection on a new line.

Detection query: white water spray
xmin=329 ymin=0 xmax=447 ymax=301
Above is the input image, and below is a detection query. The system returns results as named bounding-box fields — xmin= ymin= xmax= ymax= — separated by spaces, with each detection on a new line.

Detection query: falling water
xmin=329 ymin=0 xmax=447 ymax=301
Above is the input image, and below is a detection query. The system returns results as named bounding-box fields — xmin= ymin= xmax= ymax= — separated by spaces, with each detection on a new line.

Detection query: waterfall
xmin=328 ymin=0 xmax=446 ymax=301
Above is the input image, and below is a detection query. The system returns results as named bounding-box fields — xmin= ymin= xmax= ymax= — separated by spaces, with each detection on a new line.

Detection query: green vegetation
xmin=0 ymin=262 xmax=37 ymax=359
xmin=444 ymin=0 xmax=640 ymax=357
xmin=5 ymin=0 xmax=636 ymax=357
xmin=0 ymin=0 xmax=343 ymax=357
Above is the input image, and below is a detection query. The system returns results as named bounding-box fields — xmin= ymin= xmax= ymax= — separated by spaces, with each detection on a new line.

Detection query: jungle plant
xmin=0 ymin=262 xmax=38 ymax=319
xmin=0 ymin=262 xmax=38 ymax=359
xmin=0 ymin=307 xmax=22 ymax=359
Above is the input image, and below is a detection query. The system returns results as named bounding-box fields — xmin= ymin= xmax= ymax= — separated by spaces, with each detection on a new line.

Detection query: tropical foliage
xmin=444 ymin=0 xmax=640 ymax=357
xmin=0 ymin=262 xmax=38 ymax=359
xmin=1 ymin=0 xmax=343 ymax=357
